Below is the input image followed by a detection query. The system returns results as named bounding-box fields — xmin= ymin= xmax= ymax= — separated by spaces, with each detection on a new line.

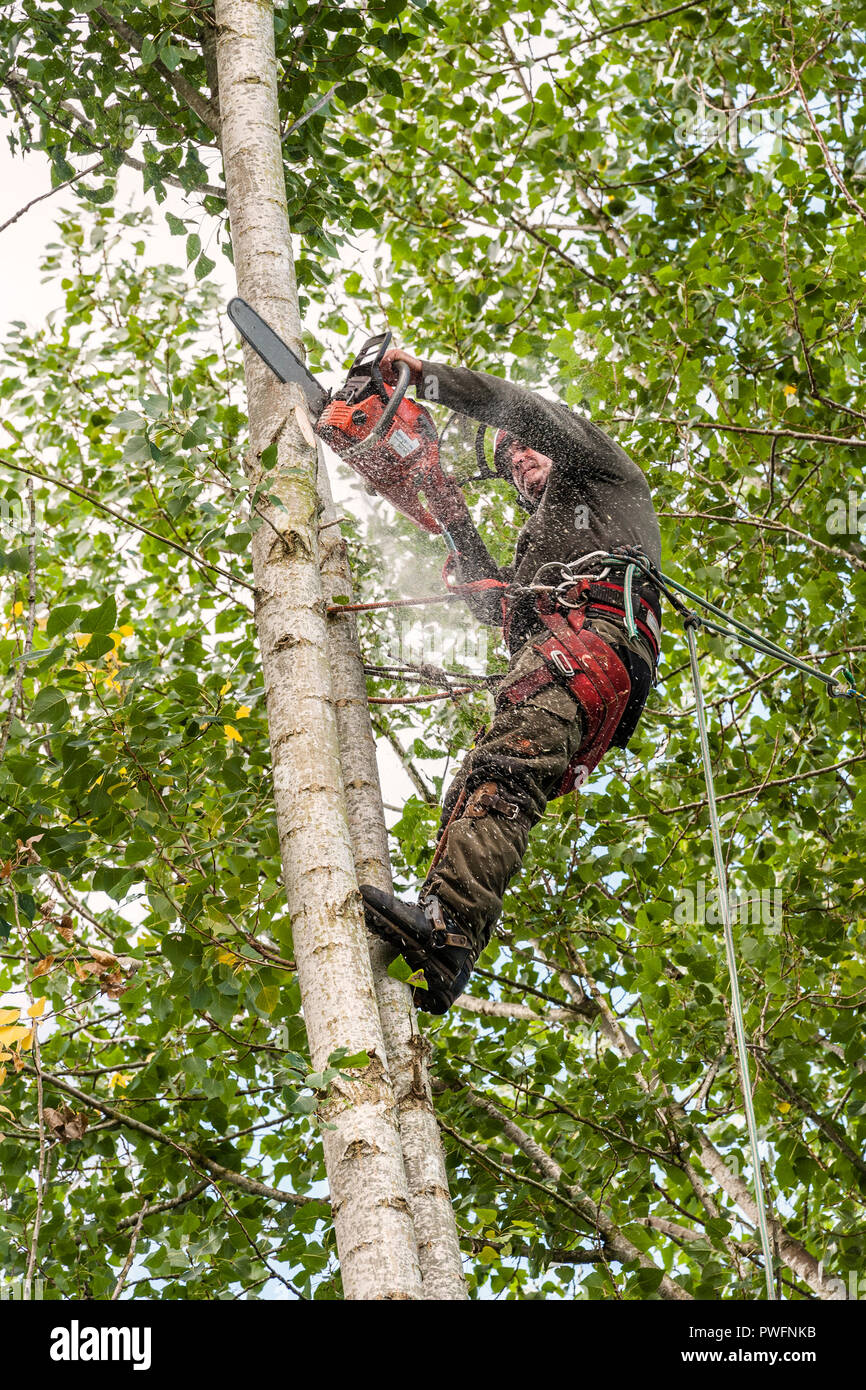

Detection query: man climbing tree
xmin=361 ymin=347 xmax=663 ymax=1014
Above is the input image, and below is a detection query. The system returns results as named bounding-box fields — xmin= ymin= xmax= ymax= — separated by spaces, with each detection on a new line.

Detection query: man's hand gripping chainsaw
xmin=227 ymin=299 xmax=467 ymax=536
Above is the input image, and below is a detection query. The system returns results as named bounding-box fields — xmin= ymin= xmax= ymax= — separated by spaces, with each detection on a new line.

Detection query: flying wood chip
xmin=294 ymin=402 xmax=317 ymax=447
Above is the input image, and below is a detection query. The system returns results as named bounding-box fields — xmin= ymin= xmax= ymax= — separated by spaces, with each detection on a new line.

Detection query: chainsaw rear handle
xmin=340 ymin=361 xmax=413 ymax=459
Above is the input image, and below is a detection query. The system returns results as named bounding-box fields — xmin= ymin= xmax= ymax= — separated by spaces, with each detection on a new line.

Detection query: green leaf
xmin=160 ymin=44 xmax=185 ymax=72
xmin=16 ymin=891 xmax=36 ymax=923
xmin=255 ymin=984 xmax=280 ymax=1015
xmin=46 ymin=604 xmax=81 ymax=638
xmin=30 ymin=685 xmax=70 ymax=724
xmin=109 ymin=411 xmax=143 ymax=430
xmin=82 ymin=596 xmax=117 ymax=634
xmin=372 ymin=68 xmax=403 ymax=97
xmin=84 ymin=633 xmax=115 ymax=660
xmin=334 ymin=1050 xmax=370 ymax=1070
xmin=194 ymin=254 xmax=215 ymax=282
xmin=386 ymin=955 xmax=417 ymax=984
xmin=336 ymin=81 xmax=367 ymax=107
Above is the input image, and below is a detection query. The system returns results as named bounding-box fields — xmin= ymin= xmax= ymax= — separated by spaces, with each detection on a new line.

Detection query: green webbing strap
xmin=623 ymin=563 xmax=639 ymax=640
xmin=685 ymin=620 xmax=776 ymax=1301
xmin=599 ymin=553 xmax=866 ymax=701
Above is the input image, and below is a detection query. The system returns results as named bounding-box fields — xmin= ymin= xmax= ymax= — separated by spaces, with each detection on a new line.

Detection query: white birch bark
xmin=214 ymin=0 xmax=421 ymax=1300
xmin=317 ymin=456 xmax=468 ymax=1300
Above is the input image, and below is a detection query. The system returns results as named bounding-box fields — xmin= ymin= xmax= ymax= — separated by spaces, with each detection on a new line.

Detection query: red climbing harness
xmin=501 ymin=583 xmax=639 ymax=794
xmin=439 ymin=561 xmax=660 ymax=794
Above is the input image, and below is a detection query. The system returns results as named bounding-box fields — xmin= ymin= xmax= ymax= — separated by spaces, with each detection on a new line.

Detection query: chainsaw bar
xmin=227 ymin=297 xmax=328 ymax=416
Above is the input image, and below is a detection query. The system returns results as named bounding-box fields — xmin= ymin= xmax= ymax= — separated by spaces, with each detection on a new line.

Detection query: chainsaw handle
xmin=342 ymin=361 xmax=412 ymax=459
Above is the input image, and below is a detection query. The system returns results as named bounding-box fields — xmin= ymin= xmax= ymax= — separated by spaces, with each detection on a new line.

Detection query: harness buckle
xmin=550 ymin=648 xmax=575 ymax=677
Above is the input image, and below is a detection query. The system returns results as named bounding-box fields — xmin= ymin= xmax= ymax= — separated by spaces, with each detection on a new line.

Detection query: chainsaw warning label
xmin=388 ymin=429 xmax=421 ymax=458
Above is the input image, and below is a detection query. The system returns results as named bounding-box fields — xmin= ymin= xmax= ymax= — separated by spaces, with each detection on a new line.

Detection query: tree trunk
xmin=214 ymin=0 xmax=422 ymax=1300
xmin=317 ymin=453 xmax=468 ymax=1299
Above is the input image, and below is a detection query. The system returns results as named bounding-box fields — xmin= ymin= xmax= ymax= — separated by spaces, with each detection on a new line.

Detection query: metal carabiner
xmin=828 ymin=664 xmax=855 ymax=699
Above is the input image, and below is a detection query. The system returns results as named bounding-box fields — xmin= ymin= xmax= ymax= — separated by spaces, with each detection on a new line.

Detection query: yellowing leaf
xmin=778 ymin=1101 xmax=791 ymax=1113
xmin=109 ymin=1072 xmax=131 ymax=1090
xmin=12 ymin=601 xmax=23 ymax=617
xmin=119 ymin=624 xmax=134 ymax=638
xmin=0 ymin=1065 xmax=6 ymax=1086
xmin=0 ymin=1008 xmax=20 ymax=1026
xmin=27 ymin=998 xmax=46 ymax=1019
xmin=19 ymin=1028 xmax=34 ymax=1052
xmin=235 ymin=705 xmax=251 ymax=719
xmin=0 ymin=1025 xmax=30 ymax=1046
xmin=217 ymin=949 xmax=238 ymax=965
xmin=32 ymin=955 xmax=55 ymax=979
xmin=74 ymin=632 xmax=92 ymax=649
xmin=224 ymin=724 xmax=242 ymax=743
xmin=36 ymin=615 xmax=48 ymax=631
xmin=0 ymin=1104 xmax=14 ymax=1119
xmin=783 ymin=385 xmax=797 ymax=395
xmin=220 ymin=681 xmax=231 ymax=696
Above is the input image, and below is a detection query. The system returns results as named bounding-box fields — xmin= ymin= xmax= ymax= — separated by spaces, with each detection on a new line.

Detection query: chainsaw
xmin=227 ymin=298 xmax=446 ymax=537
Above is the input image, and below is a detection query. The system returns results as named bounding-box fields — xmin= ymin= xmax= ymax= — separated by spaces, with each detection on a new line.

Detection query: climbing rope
xmin=685 ymin=618 xmax=776 ymax=1300
xmin=332 ymin=552 xmax=866 ymax=702
xmin=598 ymin=548 xmax=864 ymax=1301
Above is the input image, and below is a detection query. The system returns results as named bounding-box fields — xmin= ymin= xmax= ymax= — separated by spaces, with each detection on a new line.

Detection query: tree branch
xmin=24 ymin=1067 xmax=311 ymax=1208
xmin=461 ymin=1086 xmax=692 ymax=1300
xmin=95 ymin=6 xmax=221 ymax=136
xmin=0 ymin=159 xmax=106 ymax=235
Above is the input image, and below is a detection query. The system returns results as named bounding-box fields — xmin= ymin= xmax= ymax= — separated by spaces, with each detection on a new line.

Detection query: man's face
xmin=508 ymin=440 xmax=553 ymax=503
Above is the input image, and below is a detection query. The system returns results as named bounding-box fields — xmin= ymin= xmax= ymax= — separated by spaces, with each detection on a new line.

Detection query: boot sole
xmin=361 ymin=899 xmax=461 ymax=1014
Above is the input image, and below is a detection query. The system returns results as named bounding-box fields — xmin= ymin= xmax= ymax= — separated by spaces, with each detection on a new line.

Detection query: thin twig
xmin=0 ymin=159 xmax=105 ymax=235
xmin=111 ymin=1203 xmax=146 ymax=1299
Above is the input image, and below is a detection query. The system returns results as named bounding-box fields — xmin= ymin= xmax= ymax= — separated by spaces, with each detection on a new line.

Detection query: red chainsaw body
xmin=317 ymin=387 xmax=443 ymax=534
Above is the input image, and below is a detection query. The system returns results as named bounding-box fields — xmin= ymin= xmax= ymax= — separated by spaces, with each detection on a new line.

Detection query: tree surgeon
xmin=361 ymin=347 xmax=662 ymax=1014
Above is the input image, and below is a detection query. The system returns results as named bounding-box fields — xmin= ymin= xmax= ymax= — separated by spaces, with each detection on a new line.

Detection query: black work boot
xmin=359 ymin=884 xmax=477 ymax=1015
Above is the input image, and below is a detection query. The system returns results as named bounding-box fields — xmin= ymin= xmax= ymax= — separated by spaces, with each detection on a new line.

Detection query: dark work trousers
xmin=422 ymin=620 xmax=652 ymax=948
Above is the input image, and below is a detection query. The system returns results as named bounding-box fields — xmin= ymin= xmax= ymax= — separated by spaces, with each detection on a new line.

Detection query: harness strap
xmin=583 ymin=599 xmax=660 ymax=659
xmin=427 ymin=785 xmax=468 ymax=876
xmin=536 ymin=602 xmax=632 ymax=773
xmin=559 ymin=579 xmax=662 ymax=661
